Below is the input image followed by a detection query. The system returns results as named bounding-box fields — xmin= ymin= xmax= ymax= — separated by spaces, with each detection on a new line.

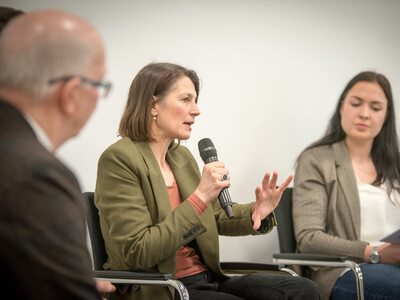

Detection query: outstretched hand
xmin=252 ymin=171 xmax=293 ymax=230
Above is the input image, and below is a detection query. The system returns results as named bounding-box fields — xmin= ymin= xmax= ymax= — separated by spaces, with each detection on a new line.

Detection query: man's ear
xmin=58 ymin=78 xmax=81 ymax=116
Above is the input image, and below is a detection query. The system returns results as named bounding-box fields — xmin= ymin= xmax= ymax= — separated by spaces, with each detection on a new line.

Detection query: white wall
xmin=4 ymin=0 xmax=400 ymax=263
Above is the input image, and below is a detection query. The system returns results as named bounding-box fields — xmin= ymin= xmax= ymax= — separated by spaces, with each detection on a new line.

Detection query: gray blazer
xmin=293 ymin=141 xmax=369 ymax=300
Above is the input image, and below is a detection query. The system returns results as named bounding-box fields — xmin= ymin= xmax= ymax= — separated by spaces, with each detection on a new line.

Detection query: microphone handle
xmin=218 ymin=188 xmax=234 ymax=218
xmin=204 ymin=156 xmax=233 ymax=218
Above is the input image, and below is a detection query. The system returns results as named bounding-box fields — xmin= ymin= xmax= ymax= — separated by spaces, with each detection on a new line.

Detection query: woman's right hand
xmin=364 ymin=243 xmax=400 ymax=265
xmin=194 ymin=161 xmax=230 ymax=205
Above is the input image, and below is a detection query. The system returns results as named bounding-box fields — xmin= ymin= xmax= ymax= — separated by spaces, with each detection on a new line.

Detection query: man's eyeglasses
xmin=49 ymin=76 xmax=112 ymax=98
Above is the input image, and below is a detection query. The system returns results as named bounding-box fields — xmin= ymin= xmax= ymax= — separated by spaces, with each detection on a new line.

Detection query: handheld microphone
xmin=198 ymin=138 xmax=234 ymax=218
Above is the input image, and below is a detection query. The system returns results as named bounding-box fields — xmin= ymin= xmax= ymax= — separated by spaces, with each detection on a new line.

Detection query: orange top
xmin=167 ymin=181 xmax=207 ymax=279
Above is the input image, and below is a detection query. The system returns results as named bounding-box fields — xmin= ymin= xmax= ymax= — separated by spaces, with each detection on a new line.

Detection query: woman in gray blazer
xmin=293 ymin=71 xmax=400 ymax=300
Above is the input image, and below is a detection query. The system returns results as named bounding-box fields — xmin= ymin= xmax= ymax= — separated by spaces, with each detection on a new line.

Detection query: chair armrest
xmin=272 ymin=253 xmax=364 ymax=300
xmin=273 ymin=253 xmax=348 ymax=262
xmin=93 ymin=270 xmax=189 ymax=300
xmin=94 ymin=270 xmax=172 ymax=281
xmin=221 ymin=262 xmax=282 ymax=272
xmin=220 ymin=261 xmax=298 ymax=276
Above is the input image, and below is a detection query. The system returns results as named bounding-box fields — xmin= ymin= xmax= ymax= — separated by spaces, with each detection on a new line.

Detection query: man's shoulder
xmin=0 ymin=131 xmax=78 ymax=191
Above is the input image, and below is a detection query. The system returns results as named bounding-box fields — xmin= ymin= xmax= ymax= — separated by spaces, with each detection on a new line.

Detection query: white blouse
xmin=357 ymin=175 xmax=400 ymax=246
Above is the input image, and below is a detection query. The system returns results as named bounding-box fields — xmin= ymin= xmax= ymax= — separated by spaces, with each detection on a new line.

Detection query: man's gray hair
xmin=0 ymin=23 xmax=95 ymax=100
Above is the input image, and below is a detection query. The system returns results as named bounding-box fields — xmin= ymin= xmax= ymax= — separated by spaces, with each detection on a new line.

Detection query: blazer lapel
xmin=166 ymin=149 xmax=212 ymax=216
xmin=135 ymin=142 xmax=172 ymax=221
xmin=167 ymin=149 xmax=220 ymax=265
xmin=167 ymin=151 xmax=196 ymax=200
xmin=333 ymin=141 xmax=361 ymax=239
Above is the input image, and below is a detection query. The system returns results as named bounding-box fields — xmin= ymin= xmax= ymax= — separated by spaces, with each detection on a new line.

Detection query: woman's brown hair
xmin=119 ymin=62 xmax=200 ymax=142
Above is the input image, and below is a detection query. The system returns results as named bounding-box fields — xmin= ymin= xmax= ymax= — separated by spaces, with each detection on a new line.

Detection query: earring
xmin=152 ymin=115 xmax=157 ymax=120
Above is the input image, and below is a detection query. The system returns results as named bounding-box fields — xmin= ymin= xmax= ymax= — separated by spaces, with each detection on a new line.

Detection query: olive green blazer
xmin=95 ymin=137 xmax=275 ymax=300
xmin=293 ymin=141 xmax=369 ymax=300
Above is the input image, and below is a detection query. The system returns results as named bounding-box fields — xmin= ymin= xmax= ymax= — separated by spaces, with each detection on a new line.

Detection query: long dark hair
xmin=299 ymin=71 xmax=400 ymax=197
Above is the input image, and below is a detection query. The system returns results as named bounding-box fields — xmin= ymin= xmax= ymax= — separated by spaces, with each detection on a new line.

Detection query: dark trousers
xmin=176 ymin=270 xmax=320 ymax=300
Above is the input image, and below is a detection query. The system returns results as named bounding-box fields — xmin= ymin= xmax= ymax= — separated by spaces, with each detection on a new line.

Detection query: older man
xmin=0 ymin=10 xmax=114 ymax=299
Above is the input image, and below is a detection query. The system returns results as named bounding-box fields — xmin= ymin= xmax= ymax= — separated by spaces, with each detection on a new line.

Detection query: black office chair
xmin=82 ymin=192 xmax=189 ymax=300
xmin=272 ymin=188 xmax=364 ymax=300
xmin=82 ymin=191 xmax=298 ymax=299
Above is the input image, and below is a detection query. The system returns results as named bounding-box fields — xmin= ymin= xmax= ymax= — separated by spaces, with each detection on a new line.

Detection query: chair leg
xmin=279 ymin=267 xmax=298 ymax=276
xmin=349 ymin=262 xmax=364 ymax=300
xmin=168 ymin=279 xmax=189 ymax=300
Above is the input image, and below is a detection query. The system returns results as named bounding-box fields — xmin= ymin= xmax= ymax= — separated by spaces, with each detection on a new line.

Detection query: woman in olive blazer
xmin=95 ymin=62 xmax=318 ymax=300
xmin=96 ymin=138 xmax=274 ymax=299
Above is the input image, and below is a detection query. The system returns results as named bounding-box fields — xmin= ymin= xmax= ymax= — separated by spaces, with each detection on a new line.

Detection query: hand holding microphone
xmin=197 ymin=138 xmax=234 ymax=218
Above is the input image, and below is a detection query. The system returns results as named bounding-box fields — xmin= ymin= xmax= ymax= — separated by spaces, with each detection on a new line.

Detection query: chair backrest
xmin=82 ymin=192 xmax=108 ymax=270
xmin=274 ymin=187 xmax=297 ymax=253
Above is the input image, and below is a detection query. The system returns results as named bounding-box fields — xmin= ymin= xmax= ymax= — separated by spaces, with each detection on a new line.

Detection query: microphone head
xmin=198 ymin=138 xmax=218 ymax=163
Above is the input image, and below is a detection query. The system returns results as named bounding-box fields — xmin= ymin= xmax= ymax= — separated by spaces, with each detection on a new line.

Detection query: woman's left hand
xmin=252 ymin=171 xmax=293 ymax=230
